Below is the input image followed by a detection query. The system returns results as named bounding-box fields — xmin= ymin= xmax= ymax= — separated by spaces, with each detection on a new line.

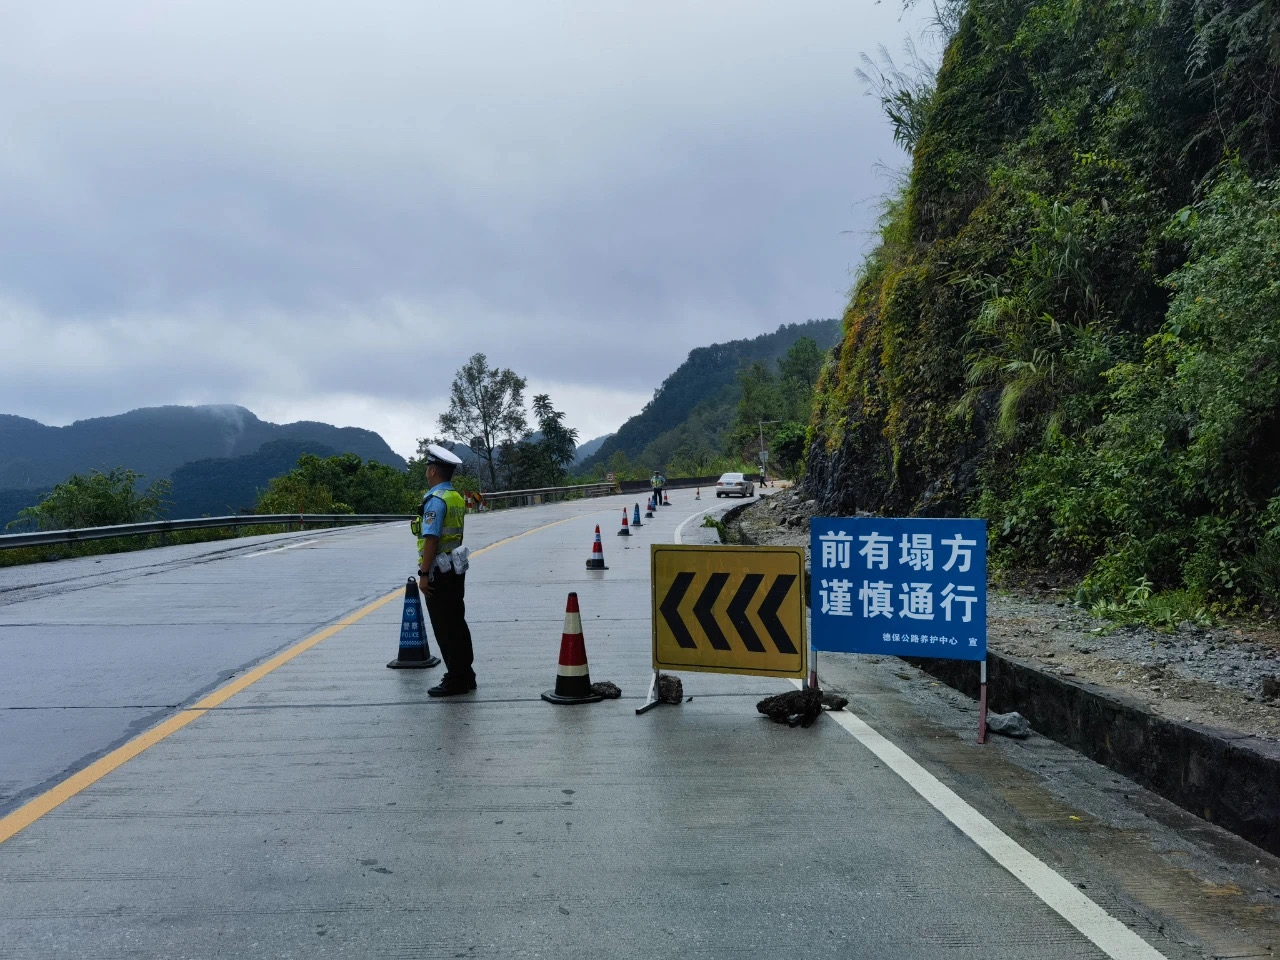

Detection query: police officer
xmin=417 ymin=444 xmax=475 ymax=697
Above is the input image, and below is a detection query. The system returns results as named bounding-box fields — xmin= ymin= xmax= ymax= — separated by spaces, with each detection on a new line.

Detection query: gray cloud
xmin=0 ymin=0 xmax=927 ymax=457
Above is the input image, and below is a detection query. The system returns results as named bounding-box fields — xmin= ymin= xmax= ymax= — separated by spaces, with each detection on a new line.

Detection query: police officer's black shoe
xmin=428 ymin=675 xmax=477 ymax=697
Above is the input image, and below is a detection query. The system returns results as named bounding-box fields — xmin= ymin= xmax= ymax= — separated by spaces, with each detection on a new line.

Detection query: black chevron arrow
xmin=692 ymin=573 xmax=731 ymax=650
xmin=661 ymin=572 xmax=697 ymax=648
xmin=758 ymin=574 xmax=798 ymax=654
xmin=727 ymin=574 xmax=765 ymax=652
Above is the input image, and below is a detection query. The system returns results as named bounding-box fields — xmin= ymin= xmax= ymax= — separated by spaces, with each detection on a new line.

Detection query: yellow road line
xmin=0 ymin=512 xmax=590 ymax=846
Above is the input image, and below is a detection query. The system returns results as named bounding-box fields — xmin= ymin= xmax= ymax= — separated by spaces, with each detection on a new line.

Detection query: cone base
xmin=387 ymin=655 xmax=442 ymax=669
xmin=541 ymin=689 xmax=606 ymax=705
xmin=585 ymin=560 xmax=608 ymax=569
xmin=616 ymin=529 xmax=631 ymax=536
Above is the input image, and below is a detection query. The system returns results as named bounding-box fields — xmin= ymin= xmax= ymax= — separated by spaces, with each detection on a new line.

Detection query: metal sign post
xmin=810 ymin=517 xmax=989 ymax=741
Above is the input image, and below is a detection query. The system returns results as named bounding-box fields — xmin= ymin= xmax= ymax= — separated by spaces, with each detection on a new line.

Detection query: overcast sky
xmin=1 ymin=1 xmax=928 ymax=460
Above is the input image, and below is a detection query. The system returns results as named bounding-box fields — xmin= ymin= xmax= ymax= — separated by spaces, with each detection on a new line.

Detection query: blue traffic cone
xmin=387 ymin=577 xmax=442 ymax=669
xmin=632 ymin=503 xmax=643 ymax=527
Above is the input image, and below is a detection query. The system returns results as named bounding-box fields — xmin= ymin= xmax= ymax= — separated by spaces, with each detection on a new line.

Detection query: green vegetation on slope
xmin=807 ymin=0 xmax=1280 ymax=615
xmin=581 ymin=320 xmax=841 ymax=475
xmin=167 ymin=440 xmax=339 ymax=518
xmin=255 ymin=453 xmax=421 ymax=515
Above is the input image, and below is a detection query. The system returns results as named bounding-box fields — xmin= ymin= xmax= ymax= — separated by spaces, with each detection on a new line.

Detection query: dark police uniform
xmin=417 ymin=445 xmax=475 ymax=697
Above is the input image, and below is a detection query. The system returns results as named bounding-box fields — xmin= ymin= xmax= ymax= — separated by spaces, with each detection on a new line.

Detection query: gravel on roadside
xmin=729 ymin=486 xmax=1280 ymax=742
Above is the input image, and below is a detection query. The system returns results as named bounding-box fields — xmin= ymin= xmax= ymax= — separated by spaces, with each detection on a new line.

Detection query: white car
xmin=715 ymin=472 xmax=755 ymax=498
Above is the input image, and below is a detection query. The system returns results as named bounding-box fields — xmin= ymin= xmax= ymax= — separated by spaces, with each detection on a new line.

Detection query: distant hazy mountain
xmin=572 ymin=434 xmax=613 ymax=467
xmin=581 ymin=320 xmax=840 ymax=471
xmin=0 ymin=405 xmax=407 ymax=527
xmin=0 ymin=405 xmax=405 ymax=491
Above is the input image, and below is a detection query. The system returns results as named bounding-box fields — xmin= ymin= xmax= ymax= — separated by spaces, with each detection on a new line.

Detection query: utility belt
xmin=429 ymin=546 xmax=470 ymax=577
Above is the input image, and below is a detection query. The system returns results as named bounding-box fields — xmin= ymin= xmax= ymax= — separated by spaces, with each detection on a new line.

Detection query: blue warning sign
xmin=810 ymin=517 xmax=987 ymax=661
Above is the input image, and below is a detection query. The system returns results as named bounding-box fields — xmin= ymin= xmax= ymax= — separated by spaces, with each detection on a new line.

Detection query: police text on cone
xmin=387 ymin=577 xmax=442 ymax=669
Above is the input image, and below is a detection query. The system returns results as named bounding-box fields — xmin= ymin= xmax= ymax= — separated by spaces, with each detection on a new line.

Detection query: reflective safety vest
xmin=435 ymin=489 xmax=466 ymax=554
xmin=415 ymin=488 xmax=466 ymax=555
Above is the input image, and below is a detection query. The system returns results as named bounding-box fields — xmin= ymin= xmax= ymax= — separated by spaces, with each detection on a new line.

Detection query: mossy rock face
xmin=802 ymin=0 xmax=1280 ymax=613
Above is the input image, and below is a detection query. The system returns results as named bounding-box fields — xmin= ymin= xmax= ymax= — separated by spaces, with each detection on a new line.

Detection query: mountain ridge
xmin=581 ymin=319 xmax=840 ymax=471
xmin=0 ymin=404 xmax=405 ymax=492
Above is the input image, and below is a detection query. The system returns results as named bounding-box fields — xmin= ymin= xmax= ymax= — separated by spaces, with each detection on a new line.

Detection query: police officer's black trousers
xmin=425 ymin=570 xmax=474 ymax=684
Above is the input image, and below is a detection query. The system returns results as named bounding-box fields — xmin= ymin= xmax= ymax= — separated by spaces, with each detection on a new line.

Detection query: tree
xmin=254 ymin=453 xmax=418 ymax=515
xmin=777 ymin=336 xmax=826 ymax=422
xmin=532 ymin=394 xmax=578 ymax=473
xmin=10 ymin=468 xmax=170 ymax=531
xmin=436 ymin=353 xmax=528 ymax=489
xmin=255 ymin=474 xmax=347 ymax=515
xmin=606 ymin=450 xmax=633 ymax=479
xmin=771 ymin=422 xmax=809 ymax=480
xmin=499 ymin=394 xmax=580 ymax=489
xmin=726 ymin=360 xmax=782 ymax=460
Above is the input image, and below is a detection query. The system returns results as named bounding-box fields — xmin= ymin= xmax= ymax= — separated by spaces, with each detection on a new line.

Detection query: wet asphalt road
xmin=0 ymin=493 xmax=1276 ymax=959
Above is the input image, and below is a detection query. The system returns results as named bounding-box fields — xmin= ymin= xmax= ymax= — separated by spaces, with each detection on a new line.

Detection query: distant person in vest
xmin=650 ymin=471 xmax=662 ymax=508
xmin=417 ymin=444 xmax=475 ymax=697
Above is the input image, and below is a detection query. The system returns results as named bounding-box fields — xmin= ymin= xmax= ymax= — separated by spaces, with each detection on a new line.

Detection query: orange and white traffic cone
xmin=645 ymin=497 xmax=655 ymax=518
xmin=542 ymin=592 xmax=605 ymax=705
xmin=585 ymin=525 xmax=608 ymax=570
xmin=617 ymin=508 xmax=631 ymax=536
xmin=662 ymin=491 xmax=671 ymax=506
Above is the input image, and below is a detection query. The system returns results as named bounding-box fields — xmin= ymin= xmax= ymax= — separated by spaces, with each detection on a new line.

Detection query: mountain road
xmin=0 ymin=492 xmax=1275 ymax=959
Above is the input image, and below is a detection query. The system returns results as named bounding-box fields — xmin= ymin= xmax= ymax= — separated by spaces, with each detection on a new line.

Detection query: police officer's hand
xmin=418 ymin=573 xmax=433 ymax=597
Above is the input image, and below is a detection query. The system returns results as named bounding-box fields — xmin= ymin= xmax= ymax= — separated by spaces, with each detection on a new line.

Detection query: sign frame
xmin=648 ymin=543 xmax=807 ymax=681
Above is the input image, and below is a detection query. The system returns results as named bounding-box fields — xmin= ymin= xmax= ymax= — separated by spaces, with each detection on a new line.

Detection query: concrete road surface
xmin=0 ymin=491 xmax=1276 ymax=959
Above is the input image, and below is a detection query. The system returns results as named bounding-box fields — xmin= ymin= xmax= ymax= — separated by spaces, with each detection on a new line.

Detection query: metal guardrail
xmin=477 ymin=481 xmax=616 ymax=508
xmin=0 ymin=482 xmax=621 ymax=551
xmin=0 ymin=513 xmax=414 ymax=550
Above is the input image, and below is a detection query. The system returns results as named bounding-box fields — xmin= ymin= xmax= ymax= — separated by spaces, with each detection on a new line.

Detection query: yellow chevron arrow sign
xmin=650 ymin=544 xmax=807 ymax=678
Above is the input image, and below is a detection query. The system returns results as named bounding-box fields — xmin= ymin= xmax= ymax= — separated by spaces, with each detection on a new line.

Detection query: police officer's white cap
xmin=424 ymin=443 xmax=464 ymax=467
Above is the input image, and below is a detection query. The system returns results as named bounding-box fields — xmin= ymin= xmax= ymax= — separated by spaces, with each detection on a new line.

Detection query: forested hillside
xmin=582 ymin=320 xmax=840 ymax=473
xmin=807 ymin=0 xmax=1280 ymax=613
xmin=166 ymin=440 xmax=339 ymax=519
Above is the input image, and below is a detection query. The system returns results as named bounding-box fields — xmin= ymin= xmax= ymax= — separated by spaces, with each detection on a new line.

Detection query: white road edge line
xmin=823 ymin=704 xmax=1169 ymax=960
xmin=673 ymin=505 xmax=721 ymax=544
xmin=243 ymin=539 xmax=320 ymax=558
xmin=675 ymin=488 xmax=780 ymax=543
